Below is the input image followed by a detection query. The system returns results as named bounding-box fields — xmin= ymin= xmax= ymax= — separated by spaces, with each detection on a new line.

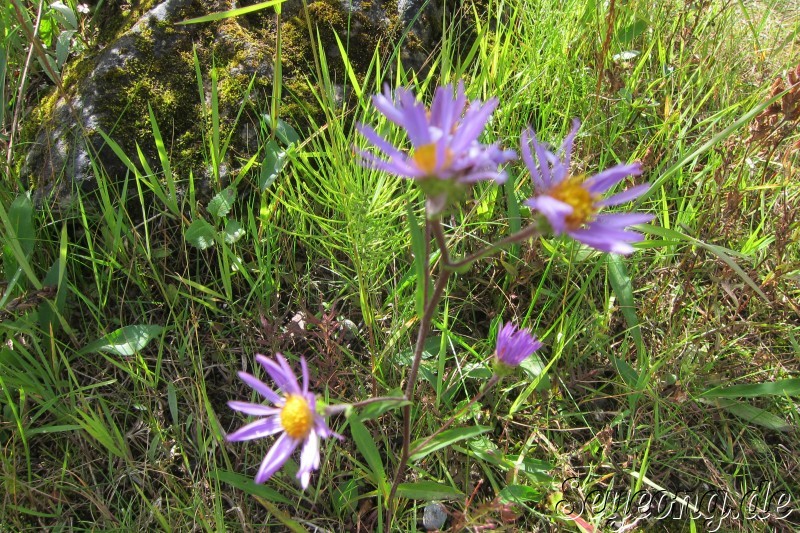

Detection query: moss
xmin=25 ymin=0 xmax=432 ymax=194
xmin=94 ymin=0 xmax=161 ymax=45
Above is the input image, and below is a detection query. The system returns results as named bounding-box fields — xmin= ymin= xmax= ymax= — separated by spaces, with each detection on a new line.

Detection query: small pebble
xmin=423 ymin=502 xmax=447 ymax=531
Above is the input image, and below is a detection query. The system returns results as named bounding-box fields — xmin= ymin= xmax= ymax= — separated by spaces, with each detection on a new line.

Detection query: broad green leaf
xmin=49 ymin=2 xmax=77 ymax=30
xmin=520 ymin=354 xmax=551 ymax=390
xmin=4 ymin=193 xmax=35 ymax=286
xmin=223 ymin=220 xmax=245 ymax=244
xmin=82 ymin=325 xmax=164 ymax=356
xmin=185 ymin=219 xmax=216 ymax=249
xmin=410 ymin=425 xmax=492 ymax=461
xmin=259 ymin=140 xmax=288 ymax=191
xmin=700 ymin=378 xmax=800 ymax=399
xmin=207 ymin=188 xmax=236 ymax=218
xmin=616 ymin=19 xmax=648 ymax=44
xmin=396 ymin=481 xmax=463 ymax=501
xmin=55 ymin=30 xmax=75 ymax=67
xmin=264 ymin=114 xmax=300 ymax=145
xmin=698 ymin=398 xmax=791 ymax=432
xmin=349 ymin=416 xmax=388 ymax=494
xmin=211 ymin=470 xmax=292 ymax=504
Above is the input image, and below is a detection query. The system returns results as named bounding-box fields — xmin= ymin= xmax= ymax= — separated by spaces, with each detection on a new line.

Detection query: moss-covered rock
xmin=22 ymin=0 xmax=457 ymax=207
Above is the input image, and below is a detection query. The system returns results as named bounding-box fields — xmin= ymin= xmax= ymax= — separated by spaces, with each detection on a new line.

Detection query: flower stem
xmin=324 ymin=396 xmax=408 ymax=417
xmin=387 ymin=220 xmax=452 ymax=523
xmin=445 ymin=222 xmax=541 ymax=271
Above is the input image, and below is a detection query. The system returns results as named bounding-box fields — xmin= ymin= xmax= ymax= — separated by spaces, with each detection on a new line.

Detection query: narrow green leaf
xmin=211 ymin=470 xmax=292 ymax=504
xmin=333 ymin=478 xmax=360 ymax=516
xmin=167 ymin=382 xmax=179 ymax=426
xmin=178 ymin=0 xmax=286 ymax=24
xmin=700 ymin=378 xmax=800 ymax=399
xmin=260 ymin=501 xmax=308 ymax=532
xmin=396 ymin=481 xmax=463 ymax=501
xmin=349 ymin=416 xmax=388 ymax=494
xmin=410 ymin=426 xmax=492 ymax=461
xmin=148 ymin=103 xmax=178 ymax=215
xmin=185 ymin=219 xmax=216 ymax=249
xmin=606 ymin=255 xmax=645 ymax=358
xmin=81 ymin=325 xmax=164 ymax=356
xmin=643 ymin=224 xmax=769 ymax=303
xmin=332 ymin=31 xmax=362 ymax=99
xmin=698 ymin=398 xmax=791 ymax=432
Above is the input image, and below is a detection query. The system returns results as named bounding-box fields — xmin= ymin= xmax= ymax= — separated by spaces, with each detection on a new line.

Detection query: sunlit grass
xmin=1 ymin=0 xmax=798 ymax=530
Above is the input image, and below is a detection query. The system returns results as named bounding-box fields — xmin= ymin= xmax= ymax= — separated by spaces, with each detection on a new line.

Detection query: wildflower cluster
xmin=225 ymin=83 xmax=653 ymax=517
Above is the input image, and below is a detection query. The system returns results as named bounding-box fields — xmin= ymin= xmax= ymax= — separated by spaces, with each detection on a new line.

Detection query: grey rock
xmin=24 ymin=0 xmax=459 ymax=209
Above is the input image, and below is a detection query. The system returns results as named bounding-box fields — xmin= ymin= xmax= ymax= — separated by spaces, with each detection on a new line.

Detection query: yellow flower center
xmin=412 ymin=143 xmax=453 ymax=176
xmin=280 ymin=394 xmax=313 ymax=439
xmin=548 ymin=175 xmax=598 ymax=229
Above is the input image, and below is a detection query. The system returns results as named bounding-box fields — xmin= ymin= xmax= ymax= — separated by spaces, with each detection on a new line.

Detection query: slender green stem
xmin=324 ymin=396 xmax=407 ymax=417
xmin=408 ymin=374 xmax=501 ymax=458
xmin=444 ymin=222 xmax=542 ymax=271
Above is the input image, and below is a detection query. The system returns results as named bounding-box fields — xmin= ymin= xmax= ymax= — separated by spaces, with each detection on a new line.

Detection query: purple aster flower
xmin=522 ymin=119 xmax=654 ymax=254
xmin=494 ymin=321 xmax=543 ymax=368
xmin=227 ymin=353 xmax=341 ymax=489
xmin=357 ymin=82 xmax=516 ymax=215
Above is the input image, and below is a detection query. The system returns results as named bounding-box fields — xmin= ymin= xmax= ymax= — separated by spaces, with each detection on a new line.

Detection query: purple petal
xmin=256 ymin=354 xmax=295 ymax=394
xmin=237 ymin=371 xmax=281 ymax=405
xmin=559 ymin=119 xmax=581 ymax=170
xmin=357 ymin=124 xmax=408 ymax=162
xmin=226 ymin=416 xmax=283 ymax=442
xmin=568 ymin=226 xmax=645 ymax=254
xmin=297 ymin=429 xmax=320 ymax=489
xmin=593 ymin=212 xmax=655 ymax=227
xmin=276 ymin=353 xmax=303 ymax=396
xmin=314 ymin=413 xmax=343 ymax=440
xmin=227 ymin=400 xmax=281 ymax=417
xmin=532 ymin=136 xmax=554 ymax=187
xmin=254 ymin=433 xmax=299 ymax=484
xmin=520 ymin=129 xmax=545 ymax=190
xmin=525 ymin=195 xmax=573 ymax=235
xmin=584 ymin=162 xmax=642 ymax=194
xmin=357 ymin=150 xmax=423 ymax=178
xmin=597 ymin=184 xmax=651 ymax=207
xmin=451 ymin=98 xmax=498 ymax=152
xmin=399 ymin=92 xmax=430 ymax=146
xmin=299 ymin=356 xmax=309 ymax=395
xmin=371 ymin=93 xmax=405 ymax=125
